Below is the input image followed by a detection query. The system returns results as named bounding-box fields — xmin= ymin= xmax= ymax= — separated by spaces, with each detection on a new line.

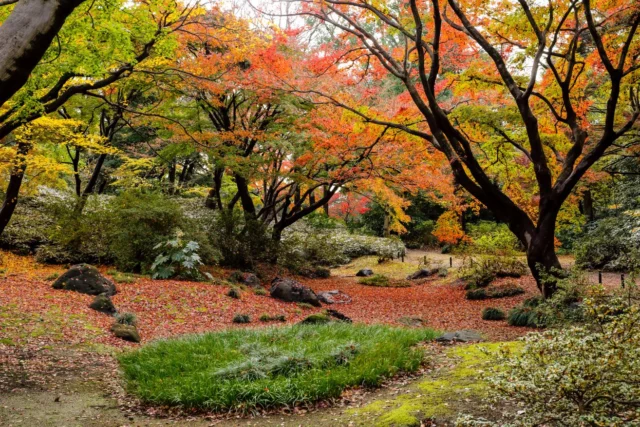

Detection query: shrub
xmin=466 ymin=221 xmax=521 ymax=256
xmin=297 ymin=265 xmax=331 ymax=279
xmin=107 ymin=191 xmax=185 ymax=273
xmin=460 ymin=256 xmax=527 ymax=289
xmin=466 ymin=288 xmax=488 ymax=300
xmin=118 ymin=324 xmax=438 ymax=411
xmin=359 ymin=274 xmax=390 ymax=287
xmin=227 ymin=288 xmax=242 ymax=299
xmin=259 ymin=314 xmax=286 ymax=322
xmin=507 ymin=307 xmax=545 ymax=327
xmin=461 ymin=290 xmax=640 ymax=426
xmin=482 ymin=307 xmax=505 ymax=321
xmin=438 ymin=267 xmax=448 ymax=277
xmin=115 ymin=312 xmax=138 ymax=327
xmin=488 ymin=283 xmax=526 ymax=298
xmin=300 ymin=313 xmax=332 ymax=324
xmin=575 ymin=216 xmax=640 ymax=271
xmin=232 ymin=314 xmax=251 ymax=324
xmin=150 ymin=229 xmax=209 ymax=280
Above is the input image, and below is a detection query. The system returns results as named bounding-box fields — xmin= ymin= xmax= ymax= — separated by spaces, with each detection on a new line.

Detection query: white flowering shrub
xmin=458 ymin=285 xmax=640 ymax=427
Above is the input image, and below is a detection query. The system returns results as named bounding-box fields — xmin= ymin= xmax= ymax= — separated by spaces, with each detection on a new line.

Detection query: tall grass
xmin=118 ymin=324 xmax=437 ymax=411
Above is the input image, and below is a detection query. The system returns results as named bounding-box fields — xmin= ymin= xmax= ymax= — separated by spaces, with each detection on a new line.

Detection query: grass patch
xmin=118 ymin=323 xmax=437 ymax=411
xmin=359 ymin=274 xmax=410 ymax=288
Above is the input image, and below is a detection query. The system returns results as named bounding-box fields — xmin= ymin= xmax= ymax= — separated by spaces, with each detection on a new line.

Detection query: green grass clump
xmin=466 ymin=284 xmax=525 ymax=300
xmin=253 ymin=287 xmax=267 ymax=296
xmin=118 ymin=324 xmax=437 ymax=411
xmin=359 ymin=274 xmax=410 ymax=288
xmin=44 ymin=272 xmax=59 ymax=281
xmin=232 ymin=314 xmax=251 ymax=324
xmin=482 ymin=307 xmax=506 ymax=321
xmin=259 ymin=314 xmax=286 ymax=322
xmin=507 ymin=307 xmax=545 ymax=327
xmin=115 ymin=312 xmax=137 ymax=326
xmin=227 ymin=288 xmax=242 ymax=299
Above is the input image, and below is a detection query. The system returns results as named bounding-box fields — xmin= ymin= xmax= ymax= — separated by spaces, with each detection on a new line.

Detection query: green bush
xmin=460 ymin=256 xmax=527 ymax=289
xmin=150 ymin=229 xmax=210 ymax=280
xmin=227 ymin=288 xmax=242 ymax=299
xmin=466 ymin=221 xmax=521 ymax=256
xmin=575 ymin=217 xmax=640 ymax=271
xmin=358 ymin=274 xmax=410 ymax=288
xmin=118 ymin=324 xmax=438 ymax=411
xmin=259 ymin=314 xmax=286 ymax=322
xmin=482 ymin=307 xmax=505 ymax=321
xmin=115 ymin=312 xmax=138 ymax=327
xmin=460 ymin=288 xmax=640 ymax=426
xmin=107 ymin=191 xmax=185 ymax=273
xmin=232 ymin=314 xmax=251 ymax=324
xmin=466 ymin=283 xmax=525 ymax=300
xmin=466 ymin=288 xmax=488 ymax=300
xmin=507 ymin=307 xmax=545 ymax=327
xmin=253 ymin=287 xmax=267 ymax=296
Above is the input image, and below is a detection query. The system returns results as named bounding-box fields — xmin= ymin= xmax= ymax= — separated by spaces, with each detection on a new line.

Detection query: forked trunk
xmin=0 ymin=143 xmax=28 ymax=237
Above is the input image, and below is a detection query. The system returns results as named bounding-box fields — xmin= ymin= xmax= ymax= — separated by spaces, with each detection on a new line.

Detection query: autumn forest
xmin=1 ymin=0 xmax=639 ymax=425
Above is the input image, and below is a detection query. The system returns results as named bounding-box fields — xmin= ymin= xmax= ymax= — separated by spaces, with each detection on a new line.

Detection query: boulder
xmin=436 ymin=330 xmax=483 ymax=343
xmin=270 ymin=277 xmax=321 ymax=307
xmin=228 ymin=271 xmax=261 ymax=288
xmin=52 ymin=264 xmax=116 ymax=296
xmin=111 ymin=324 xmax=140 ymax=343
xmin=326 ymin=309 xmax=352 ymax=323
xmin=317 ymin=290 xmax=352 ymax=305
xmin=89 ymin=294 xmax=116 ymax=315
xmin=406 ymin=268 xmax=437 ymax=280
xmin=356 ymin=268 xmax=374 ymax=277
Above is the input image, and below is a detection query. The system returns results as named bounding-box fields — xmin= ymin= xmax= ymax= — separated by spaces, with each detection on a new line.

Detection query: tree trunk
xmin=583 ymin=189 xmax=595 ymax=222
xmin=0 ymin=143 xmax=28 ymax=237
xmin=383 ymin=212 xmax=391 ymax=237
xmin=521 ymin=211 xmax=563 ymax=298
xmin=0 ymin=0 xmax=85 ymax=108
xmin=74 ymin=153 xmax=107 ymax=214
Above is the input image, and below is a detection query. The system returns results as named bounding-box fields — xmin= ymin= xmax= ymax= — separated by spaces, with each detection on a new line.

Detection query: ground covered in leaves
xmin=0 ymin=249 xmax=589 ymax=425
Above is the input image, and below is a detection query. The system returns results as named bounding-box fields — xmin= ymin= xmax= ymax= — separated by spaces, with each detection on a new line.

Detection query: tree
xmin=0 ymin=0 xmax=205 ymax=236
xmin=0 ymin=0 xmax=86 ymax=107
xmin=281 ymin=0 xmax=640 ymax=296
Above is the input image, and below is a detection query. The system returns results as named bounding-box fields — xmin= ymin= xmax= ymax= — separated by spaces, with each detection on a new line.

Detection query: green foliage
xmin=107 ymin=191 xmax=185 ymax=273
xmin=44 ymin=272 xmax=59 ymax=281
xmin=481 ymin=307 xmax=505 ymax=321
xmin=575 ymin=216 xmax=640 ymax=271
xmin=227 ymin=288 xmax=242 ymax=299
xmin=359 ymin=274 xmax=390 ymax=287
xmin=460 ymin=256 xmax=527 ymax=289
xmin=150 ymin=229 xmax=208 ymax=280
xmin=297 ymin=265 xmax=331 ymax=279
xmin=300 ymin=313 xmax=332 ymax=324
xmin=466 ymin=221 xmax=521 ymax=256
xmin=507 ymin=306 xmax=545 ymax=328
xmin=209 ymin=209 xmax=277 ymax=268
xmin=259 ymin=314 xmax=286 ymax=322
xmin=115 ymin=312 xmax=138 ymax=327
xmin=462 ymin=287 xmax=640 ymax=426
xmin=118 ymin=324 xmax=437 ymax=411
xmin=304 ymin=211 xmax=343 ymax=230
xmin=232 ymin=314 xmax=251 ymax=324
xmin=467 ymin=282 xmax=525 ymax=300
xmin=253 ymin=287 xmax=267 ymax=296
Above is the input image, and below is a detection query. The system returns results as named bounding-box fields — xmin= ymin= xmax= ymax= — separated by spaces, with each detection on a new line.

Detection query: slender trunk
xmin=0 ymin=143 xmax=28 ymax=237
xmin=383 ymin=212 xmax=391 ymax=237
xmin=322 ymin=185 xmax=329 ymax=215
xmin=75 ymin=153 xmax=107 ymax=214
xmin=583 ymin=190 xmax=594 ymax=222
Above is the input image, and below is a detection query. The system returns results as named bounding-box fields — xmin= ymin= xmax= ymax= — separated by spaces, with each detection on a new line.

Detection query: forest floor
xmin=0 ymin=250 xmax=629 ymax=426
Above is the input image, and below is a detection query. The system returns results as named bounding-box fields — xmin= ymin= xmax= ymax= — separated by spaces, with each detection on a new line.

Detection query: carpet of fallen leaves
xmin=0 ymin=250 xmax=536 ymax=395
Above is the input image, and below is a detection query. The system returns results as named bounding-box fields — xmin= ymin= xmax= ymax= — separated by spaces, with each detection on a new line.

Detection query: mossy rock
xmin=111 ymin=323 xmax=140 ymax=343
xmin=52 ymin=264 xmax=116 ymax=296
xmin=88 ymin=294 xmax=116 ymax=315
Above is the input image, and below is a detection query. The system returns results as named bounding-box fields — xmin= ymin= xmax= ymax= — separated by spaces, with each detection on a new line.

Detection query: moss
xmin=346 ymin=342 xmax=522 ymax=426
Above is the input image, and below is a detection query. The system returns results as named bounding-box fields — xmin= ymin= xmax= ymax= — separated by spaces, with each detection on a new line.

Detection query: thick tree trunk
xmin=526 ymin=236 xmax=563 ymax=298
xmin=0 ymin=143 xmax=28 ymax=237
xmin=0 ymin=0 xmax=85 ymax=108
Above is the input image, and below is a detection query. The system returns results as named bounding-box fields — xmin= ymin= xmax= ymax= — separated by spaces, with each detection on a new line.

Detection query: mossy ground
xmin=344 ymin=342 xmax=521 ymax=426
xmin=334 ymin=255 xmax=453 ymax=281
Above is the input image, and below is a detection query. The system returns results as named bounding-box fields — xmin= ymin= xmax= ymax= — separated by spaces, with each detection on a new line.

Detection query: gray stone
xmin=317 ymin=290 xmax=352 ymax=304
xmin=406 ymin=268 xmax=437 ymax=280
xmin=356 ymin=268 xmax=374 ymax=277
xmin=270 ymin=277 xmax=321 ymax=307
xmin=436 ymin=330 xmax=483 ymax=343
xmin=52 ymin=264 xmax=116 ymax=296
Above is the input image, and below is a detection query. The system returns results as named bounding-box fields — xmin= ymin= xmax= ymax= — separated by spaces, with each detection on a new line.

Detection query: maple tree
xmin=0 ymin=0 xmax=207 ymax=236
xmin=277 ymin=0 xmax=640 ymax=296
